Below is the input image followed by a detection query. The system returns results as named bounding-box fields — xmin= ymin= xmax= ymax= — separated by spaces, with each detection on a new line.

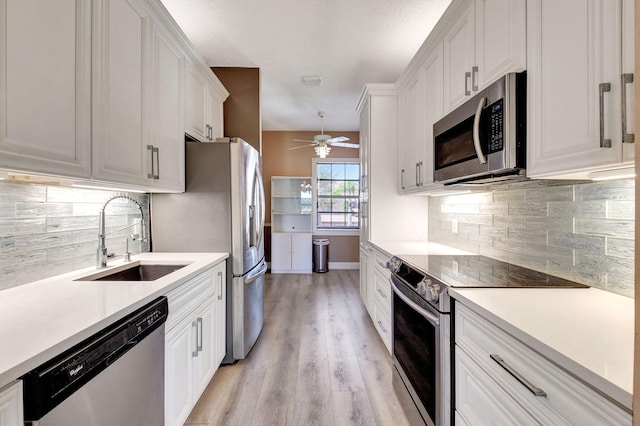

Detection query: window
xmin=313 ymin=159 xmax=360 ymax=233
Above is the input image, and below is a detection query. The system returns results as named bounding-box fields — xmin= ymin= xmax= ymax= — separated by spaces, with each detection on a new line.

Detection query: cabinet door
xmin=421 ymin=43 xmax=444 ymax=188
xmin=359 ymin=248 xmax=369 ymax=310
xmin=207 ymin=84 xmax=224 ymax=140
xmin=475 ymin=0 xmax=526 ymax=89
xmin=621 ymin=0 xmax=635 ymax=163
xmin=92 ymin=0 xmax=150 ymax=185
xmin=165 ymin=319 xmax=194 ymax=426
xmin=271 ymin=232 xmax=292 ymax=272
xmin=150 ymin=23 xmax=185 ymax=191
xmin=213 ymin=264 xmax=226 ymax=365
xmin=0 ymin=381 xmax=23 ymax=426
xmin=291 ymin=233 xmax=312 ymax=272
xmin=359 ymin=97 xmax=370 ymax=198
xmin=193 ymin=297 xmax=216 ymax=398
xmin=0 ymin=0 xmax=91 ymax=178
xmin=185 ymin=62 xmax=208 ymax=142
xmin=443 ymin=2 xmax=475 ymax=112
xmin=527 ymin=0 xmax=623 ymax=178
xmin=398 ymin=72 xmax=424 ymax=192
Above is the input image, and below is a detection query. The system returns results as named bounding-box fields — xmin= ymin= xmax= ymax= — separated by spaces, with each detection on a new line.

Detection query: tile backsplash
xmin=0 ymin=181 xmax=150 ymax=291
xmin=428 ymin=179 xmax=635 ymax=297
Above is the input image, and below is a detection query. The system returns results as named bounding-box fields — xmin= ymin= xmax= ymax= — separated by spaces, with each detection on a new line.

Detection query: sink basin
xmin=76 ymin=264 xmax=187 ymax=282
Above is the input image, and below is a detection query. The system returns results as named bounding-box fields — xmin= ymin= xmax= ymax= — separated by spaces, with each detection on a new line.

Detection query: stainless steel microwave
xmin=433 ymin=72 xmax=526 ymax=185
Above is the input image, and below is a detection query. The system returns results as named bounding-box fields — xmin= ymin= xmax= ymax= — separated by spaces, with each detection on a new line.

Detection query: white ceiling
xmin=160 ymin=0 xmax=452 ymax=132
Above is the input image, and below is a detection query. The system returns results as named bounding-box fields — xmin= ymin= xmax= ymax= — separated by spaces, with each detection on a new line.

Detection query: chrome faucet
xmin=97 ymin=194 xmax=147 ymax=268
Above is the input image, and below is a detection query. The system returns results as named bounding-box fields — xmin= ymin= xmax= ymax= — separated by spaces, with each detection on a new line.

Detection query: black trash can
xmin=312 ymin=238 xmax=329 ymax=273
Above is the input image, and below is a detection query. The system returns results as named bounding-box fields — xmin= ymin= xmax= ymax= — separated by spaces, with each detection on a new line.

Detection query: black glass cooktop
xmin=398 ymin=254 xmax=589 ymax=288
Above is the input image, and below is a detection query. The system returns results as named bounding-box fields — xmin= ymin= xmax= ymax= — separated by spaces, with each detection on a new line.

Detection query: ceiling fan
xmin=289 ymin=111 xmax=360 ymax=158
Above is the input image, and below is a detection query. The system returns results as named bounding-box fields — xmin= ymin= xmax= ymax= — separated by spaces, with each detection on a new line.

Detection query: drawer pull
xmin=377 ymin=320 xmax=388 ymax=333
xmin=377 ymin=288 xmax=387 ymax=299
xmin=490 ymin=354 xmax=547 ymax=397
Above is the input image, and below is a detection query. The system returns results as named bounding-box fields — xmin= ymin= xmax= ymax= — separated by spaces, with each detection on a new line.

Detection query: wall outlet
xmin=452 ymin=260 xmax=459 ymax=275
xmin=452 ymin=218 xmax=458 ymax=234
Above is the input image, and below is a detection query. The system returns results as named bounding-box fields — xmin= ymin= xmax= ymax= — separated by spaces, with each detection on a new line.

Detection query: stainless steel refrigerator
xmin=151 ymin=138 xmax=266 ymax=363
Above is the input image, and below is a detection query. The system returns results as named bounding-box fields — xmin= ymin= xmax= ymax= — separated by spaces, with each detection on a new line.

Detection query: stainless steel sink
xmin=76 ymin=264 xmax=187 ymax=282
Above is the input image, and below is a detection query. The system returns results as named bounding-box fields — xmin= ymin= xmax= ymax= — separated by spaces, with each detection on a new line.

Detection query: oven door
xmin=391 ymin=275 xmax=450 ymax=426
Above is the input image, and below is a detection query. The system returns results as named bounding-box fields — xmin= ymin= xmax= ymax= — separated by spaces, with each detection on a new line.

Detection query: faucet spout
xmin=97 ymin=194 xmax=147 ymax=269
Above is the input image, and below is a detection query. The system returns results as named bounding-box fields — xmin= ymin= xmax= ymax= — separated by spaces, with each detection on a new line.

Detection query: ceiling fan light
xmin=314 ymin=144 xmax=331 ymax=158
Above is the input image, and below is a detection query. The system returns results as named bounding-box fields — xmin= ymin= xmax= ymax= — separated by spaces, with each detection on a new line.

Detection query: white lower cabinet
xmin=0 ymin=381 xmax=23 ymax=426
xmin=270 ymin=232 xmax=312 ymax=273
xmin=454 ymin=302 xmax=632 ymax=425
xmin=359 ymin=245 xmax=392 ymax=354
xmin=165 ymin=261 xmax=226 ymax=426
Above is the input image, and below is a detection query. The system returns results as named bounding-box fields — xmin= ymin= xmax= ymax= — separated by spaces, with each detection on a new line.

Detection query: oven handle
xmin=391 ymin=279 xmax=440 ymax=327
xmin=472 ymin=97 xmax=487 ymax=164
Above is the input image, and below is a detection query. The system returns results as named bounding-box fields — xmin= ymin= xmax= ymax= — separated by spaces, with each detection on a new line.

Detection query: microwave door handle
xmin=472 ymin=97 xmax=488 ymax=164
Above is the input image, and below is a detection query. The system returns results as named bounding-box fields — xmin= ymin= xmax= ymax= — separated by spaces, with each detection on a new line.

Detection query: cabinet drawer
xmin=456 ymin=348 xmax=539 ymax=426
xmin=374 ymin=296 xmax=392 ymax=353
xmin=455 ymin=303 xmax=631 ymax=425
xmin=374 ymin=270 xmax=391 ymax=307
xmin=166 ymin=267 xmax=215 ymax=330
xmin=373 ymin=251 xmax=391 ymax=278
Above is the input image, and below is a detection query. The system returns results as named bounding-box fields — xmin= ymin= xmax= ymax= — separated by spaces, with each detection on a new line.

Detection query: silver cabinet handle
xmin=599 ymin=83 xmax=612 ymax=148
xmin=154 ymin=146 xmax=160 ymax=179
xmin=622 ymin=73 xmax=635 ymax=143
xmin=472 ymin=97 xmax=488 ymax=164
xmin=217 ymin=271 xmax=223 ymax=301
xmin=490 ymin=354 xmax=547 ymax=397
xmin=464 ymin=71 xmax=471 ymax=96
xmin=147 ymin=145 xmax=155 ymax=179
xmin=192 ymin=320 xmax=199 ymax=357
xmin=401 ymin=169 xmax=405 ymax=190
xmin=472 ymin=66 xmax=479 ymax=91
xmin=418 ymin=161 xmax=424 ymax=186
xmin=147 ymin=145 xmax=159 ymax=179
xmin=377 ymin=288 xmax=387 ymax=299
xmin=415 ymin=163 xmax=420 ymax=186
xmin=377 ymin=320 xmax=388 ymax=333
xmin=196 ymin=317 xmax=203 ymax=352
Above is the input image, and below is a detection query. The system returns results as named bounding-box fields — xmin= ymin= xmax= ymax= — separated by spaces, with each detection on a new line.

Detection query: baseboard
xmin=266 ymin=261 xmax=359 ymax=271
xmin=328 ymin=262 xmax=360 ymax=270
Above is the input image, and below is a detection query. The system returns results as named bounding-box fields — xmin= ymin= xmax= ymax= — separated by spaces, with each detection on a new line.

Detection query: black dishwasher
xmin=21 ymin=296 xmax=168 ymax=426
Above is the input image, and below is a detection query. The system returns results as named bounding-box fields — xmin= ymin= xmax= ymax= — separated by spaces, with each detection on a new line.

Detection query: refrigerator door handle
xmin=245 ymin=260 xmax=267 ymax=284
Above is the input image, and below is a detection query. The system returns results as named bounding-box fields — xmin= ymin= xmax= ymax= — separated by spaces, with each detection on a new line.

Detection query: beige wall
xmin=212 ymin=67 xmax=261 ymax=152
xmin=263 ymin=131 xmax=360 ymax=263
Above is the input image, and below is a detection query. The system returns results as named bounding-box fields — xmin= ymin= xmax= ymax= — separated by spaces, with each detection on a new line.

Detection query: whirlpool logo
xmin=69 ymin=364 xmax=84 ymax=377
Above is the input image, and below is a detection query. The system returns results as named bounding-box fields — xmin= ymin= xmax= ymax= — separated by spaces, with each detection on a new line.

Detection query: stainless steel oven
xmin=389 ymin=258 xmax=451 ymax=426
xmin=388 ymin=254 xmax=589 ymax=425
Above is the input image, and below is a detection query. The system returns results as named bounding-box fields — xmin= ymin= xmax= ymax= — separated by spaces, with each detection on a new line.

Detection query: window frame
xmin=311 ymin=157 xmax=360 ymax=236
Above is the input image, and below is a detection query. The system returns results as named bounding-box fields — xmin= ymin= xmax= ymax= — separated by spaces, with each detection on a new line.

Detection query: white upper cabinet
xmin=398 ymin=43 xmax=444 ymax=194
xmin=93 ymin=0 xmax=185 ymax=191
xmin=527 ymin=0 xmax=634 ymax=179
xmin=185 ymin=62 xmax=228 ymax=142
xmin=0 ymin=0 xmax=92 ymax=178
xmin=92 ymin=0 xmax=149 ymax=186
xmin=149 ymin=20 xmax=185 ymax=191
xmin=1 ymin=0 xmax=228 ymax=192
xmin=443 ymin=0 xmax=526 ymax=112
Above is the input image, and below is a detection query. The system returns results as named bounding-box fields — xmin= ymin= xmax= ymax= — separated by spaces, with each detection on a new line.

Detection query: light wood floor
xmin=184 ymin=269 xmax=411 ymax=426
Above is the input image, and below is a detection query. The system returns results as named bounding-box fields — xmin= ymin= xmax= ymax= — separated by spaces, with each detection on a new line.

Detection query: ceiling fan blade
xmin=291 ymin=139 xmax=316 ymax=144
xmin=326 ymin=136 xmax=349 ymax=143
xmin=288 ymin=144 xmax=316 ymax=150
xmin=329 ymin=142 xmax=360 ymax=149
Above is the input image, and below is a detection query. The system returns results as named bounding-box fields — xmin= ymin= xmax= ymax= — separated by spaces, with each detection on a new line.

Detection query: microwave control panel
xmin=487 ymin=99 xmax=504 ymax=154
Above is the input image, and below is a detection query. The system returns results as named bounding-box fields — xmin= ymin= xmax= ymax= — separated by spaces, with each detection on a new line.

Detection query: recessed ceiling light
xmin=301 ymin=75 xmax=323 ymax=86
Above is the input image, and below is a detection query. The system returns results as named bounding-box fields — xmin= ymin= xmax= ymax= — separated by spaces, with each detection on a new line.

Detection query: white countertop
xmin=450 ymin=287 xmax=634 ymax=410
xmin=0 ymin=252 xmax=228 ymax=389
xmin=368 ymin=240 xmax=474 ymax=258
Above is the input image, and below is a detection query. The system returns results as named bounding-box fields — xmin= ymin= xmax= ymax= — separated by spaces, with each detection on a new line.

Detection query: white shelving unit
xmin=271 ymin=176 xmax=312 ymax=273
